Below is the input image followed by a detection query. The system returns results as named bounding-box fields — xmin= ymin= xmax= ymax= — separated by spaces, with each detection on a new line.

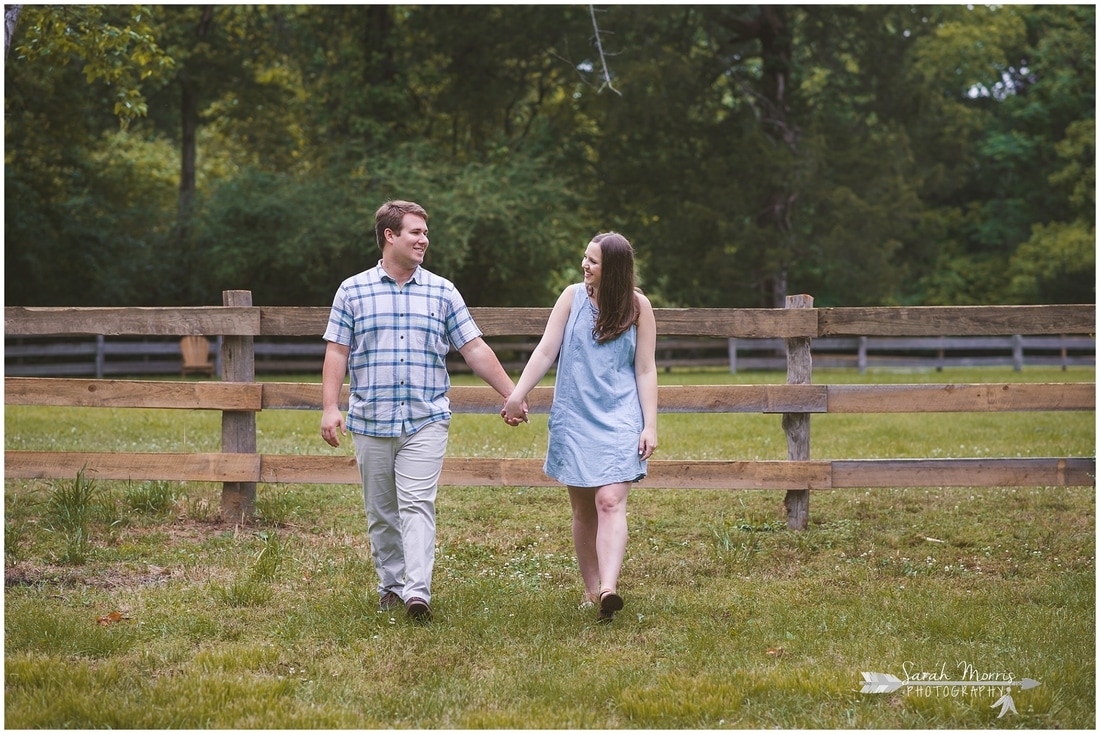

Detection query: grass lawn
xmin=4 ymin=367 xmax=1095 ymax=728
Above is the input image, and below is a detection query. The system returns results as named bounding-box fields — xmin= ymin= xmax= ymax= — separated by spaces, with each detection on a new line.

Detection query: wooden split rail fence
xmin=4 ymin=292 xmax=1095 ymax=529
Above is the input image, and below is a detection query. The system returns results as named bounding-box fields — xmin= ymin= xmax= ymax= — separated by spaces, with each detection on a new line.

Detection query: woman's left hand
xmin=638 ymin=427 xmax=657 ymax=460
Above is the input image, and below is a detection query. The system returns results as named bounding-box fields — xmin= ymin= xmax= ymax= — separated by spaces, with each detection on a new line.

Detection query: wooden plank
xmin=654 ymin=308 xmax=818 ymax=338
xmin=644 ymin=460 xmax=833 ymax=489
xmin=470 ymin=308 xmax=555 ymax=337
xmin=4 ymin=451 xmax=260 ymax=482
xmin=439 ymin=458 xmax=834 ymax=489
xmin=1023 ymin=335 xmax=1095 ymax=348
xmin=447 ymin=386 xmax=555 ymax=413
xmin=260 ymin=454 xmax=361 ymax=484
xmin=262 ymin=382 xmax=333 ymax=410
xmin=827 ymin=383 xmax=1096 ymax=413
xmin=263 ymin=306 xmax=552 ymax=338
xmin=9 ymin=304 xmax=1094 ymax=340
xmin=831 ymin=458 xmax=1095 ymax=487
xmin=263 ymin=457 xmax=834 ymax=489
xmin=5 ymin=306 xmax=259 ymax=336
xmin=863 ymin=336 xmax=1016 ymax=350
xmin=654 ymin=385 xmax=828 ymax=413
xmin=818 ymin=305 xmax=1095 ymax=337
xmin=4 ymin=377 xmax=262 ymax=410
xmin=8 ymin=378 xmax=1086 ymax=415
xmin=258 ymin=306 xmax=820 ymax=339
xmin=259 ymin=383 xmax=828 ymax=414
xmin=4 ymin=363 xmax=100 ymax=377
xmin=4 ymin=342 xmax=100 ymax=357
xmin=7 ymin=452 xmax=1093 ymax=489
xmin=258 ymin=306 xmax=330 ymax=337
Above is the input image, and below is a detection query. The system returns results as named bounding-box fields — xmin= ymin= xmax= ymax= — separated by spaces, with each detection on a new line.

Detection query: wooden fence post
xmin=95 ymin=335 xmax=105 ymax=378
xmin=783 ymin=294 xmax=813 ymax=530
xmin=220 ymin=290 xmax=257 ymax=522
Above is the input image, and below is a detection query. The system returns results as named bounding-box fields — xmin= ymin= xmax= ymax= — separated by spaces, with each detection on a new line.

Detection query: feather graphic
xmin=860 ymin=672 xmax=904 ymax=694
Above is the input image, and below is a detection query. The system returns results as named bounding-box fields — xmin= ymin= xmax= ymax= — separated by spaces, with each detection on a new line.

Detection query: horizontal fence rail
xmin=6 ymin=452 xmax=1093 ymax=491
xmin=5 ymin=378 xmax=1094 ymax=415
xmin=5 ymin=298 xmax=1095 ymax=528
xmin=9 ymin=304 xmax=1095 ymax=338
xmin=5 ymin=334 xmax=1094 ymax=377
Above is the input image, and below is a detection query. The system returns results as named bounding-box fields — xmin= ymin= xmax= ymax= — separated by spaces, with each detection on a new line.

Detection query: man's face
xmin=385 ymin=214 xmax=429 ymax=269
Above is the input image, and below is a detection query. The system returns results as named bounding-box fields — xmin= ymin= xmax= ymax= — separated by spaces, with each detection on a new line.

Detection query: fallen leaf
xmin=96 ymin=611 xmax=130 ymax=626
xmin=767 ymin=647 xmax=784 ymax=658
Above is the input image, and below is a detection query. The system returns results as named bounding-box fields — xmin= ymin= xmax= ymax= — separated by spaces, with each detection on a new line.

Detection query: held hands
xmin=501 ymin=395 xmax=529 ymax=426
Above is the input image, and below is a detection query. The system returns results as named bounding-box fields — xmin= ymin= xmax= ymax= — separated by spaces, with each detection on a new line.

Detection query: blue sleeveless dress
xmin=544 ymin=284 xmax=647 ymax=487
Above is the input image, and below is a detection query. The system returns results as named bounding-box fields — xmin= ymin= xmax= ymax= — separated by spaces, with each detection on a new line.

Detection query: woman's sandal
xmin=578 ymin=592 xmax=598 ymax=611
xmin=597 ymin=589 xmax=624 ymax=622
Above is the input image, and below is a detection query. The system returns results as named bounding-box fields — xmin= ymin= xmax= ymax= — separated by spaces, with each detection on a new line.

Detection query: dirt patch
xmin=5 ymin=560 xmax=175 ymax=591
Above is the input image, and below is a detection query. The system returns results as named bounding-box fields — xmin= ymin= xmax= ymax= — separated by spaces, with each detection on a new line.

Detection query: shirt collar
xmin=375 ymin=261 xmax=422 ymax=285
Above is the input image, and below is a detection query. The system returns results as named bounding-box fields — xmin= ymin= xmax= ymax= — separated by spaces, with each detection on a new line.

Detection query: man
xmin=321 ymin=200 xmax=524 ymax=622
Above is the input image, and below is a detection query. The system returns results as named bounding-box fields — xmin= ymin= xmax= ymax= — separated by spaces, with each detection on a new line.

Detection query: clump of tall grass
xmin=256 ymin=487 xmax=302 ymax=527
xmin=45 ymin=469 xmax=97 ymax=564
xmin=210 ymin=531 xmax=291 ymax=608
xmin=123 ymin=480 xmax=178 ymax=515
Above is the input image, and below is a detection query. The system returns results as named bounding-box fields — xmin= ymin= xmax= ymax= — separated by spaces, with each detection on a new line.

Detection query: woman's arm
xmin=503 ymin=286 xmax=575 ymax=423
xmin=633 ymin=292 xmax=658 ymax=459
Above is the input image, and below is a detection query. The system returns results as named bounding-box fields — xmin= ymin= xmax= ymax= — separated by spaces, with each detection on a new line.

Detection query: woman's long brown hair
xmin=588 ymin=232 xmax=639 ymax=344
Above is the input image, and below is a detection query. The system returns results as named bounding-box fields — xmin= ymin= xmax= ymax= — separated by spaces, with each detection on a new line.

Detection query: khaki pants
xmin=353 ymin=420 xmax=449 ymax=604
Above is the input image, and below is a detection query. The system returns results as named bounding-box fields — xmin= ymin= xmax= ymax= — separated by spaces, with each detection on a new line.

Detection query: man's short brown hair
xmin=375 ymin=200 xmax=428 ymax=252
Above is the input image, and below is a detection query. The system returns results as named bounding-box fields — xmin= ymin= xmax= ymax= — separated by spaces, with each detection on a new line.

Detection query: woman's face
xmin=582 ymin=241 xmax=602 ymax=290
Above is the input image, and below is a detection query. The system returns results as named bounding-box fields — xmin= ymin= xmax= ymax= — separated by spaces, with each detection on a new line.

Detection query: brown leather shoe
xmin=379 ymin=591 xmax=401 ymax=612
xmin=405 ymin=597 xmax=432 ymax=622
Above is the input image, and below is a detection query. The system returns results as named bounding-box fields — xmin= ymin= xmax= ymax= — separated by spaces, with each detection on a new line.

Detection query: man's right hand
xmin=321 ymin=408 xmax=346 ymax=447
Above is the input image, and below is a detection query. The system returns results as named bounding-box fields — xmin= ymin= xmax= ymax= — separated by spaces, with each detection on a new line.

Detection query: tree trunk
xmin=178 ymin=71 xmax=197 ymax=229
xmin=733 ymin=5 xmax=799 ymax=308
xmin=5 ymin=4 xmax=22 ymax=59
xmin=363 ymin=5 xmax=395 ymax=85
xmin=175 ymin=6 xmax=213 ymax=301
xmin=758 ymin=6 xmax=798 ymax=308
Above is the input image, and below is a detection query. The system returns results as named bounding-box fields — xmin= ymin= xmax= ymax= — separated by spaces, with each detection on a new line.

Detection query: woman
xmin=504 ymin=232 xmax=658 ymax=622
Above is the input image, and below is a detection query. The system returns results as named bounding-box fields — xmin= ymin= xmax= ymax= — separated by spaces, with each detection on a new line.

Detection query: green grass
xmin=3 ymin=367 xmax=1095 ymax=728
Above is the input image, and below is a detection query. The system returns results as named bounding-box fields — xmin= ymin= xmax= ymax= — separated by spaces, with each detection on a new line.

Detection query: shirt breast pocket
xmin=407 ymin=310 xmax=448 ymax=354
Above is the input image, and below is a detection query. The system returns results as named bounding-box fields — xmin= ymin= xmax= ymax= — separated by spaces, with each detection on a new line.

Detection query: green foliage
xmin=192 ymin=142 xmax=588 ymax=306
xmin=4 ymin=5 xmax=1094 ymax=308
xmin=11 ymin=4 xmax=175 ymax=126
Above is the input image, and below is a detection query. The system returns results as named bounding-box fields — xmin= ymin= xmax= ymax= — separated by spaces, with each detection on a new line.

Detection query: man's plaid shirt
xmin=323 ymin=262 xmax=482 ymax=437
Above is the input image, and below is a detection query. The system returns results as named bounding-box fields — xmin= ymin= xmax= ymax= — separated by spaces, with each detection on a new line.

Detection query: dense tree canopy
xmin=4 ymin=4 xmax=1094 ymax=308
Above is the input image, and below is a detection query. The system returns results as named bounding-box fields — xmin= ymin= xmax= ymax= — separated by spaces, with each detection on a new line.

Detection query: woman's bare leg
xmin=568 ymin=486 xmax=600 ymax=603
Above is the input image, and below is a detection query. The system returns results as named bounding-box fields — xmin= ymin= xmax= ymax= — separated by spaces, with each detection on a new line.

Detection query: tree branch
xmin=589 ymin=4 xmax=621 ymax=96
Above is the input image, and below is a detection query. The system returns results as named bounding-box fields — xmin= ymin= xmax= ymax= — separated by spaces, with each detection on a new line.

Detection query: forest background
xmin=3 ymin=4 xmax=1095 ymax=310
